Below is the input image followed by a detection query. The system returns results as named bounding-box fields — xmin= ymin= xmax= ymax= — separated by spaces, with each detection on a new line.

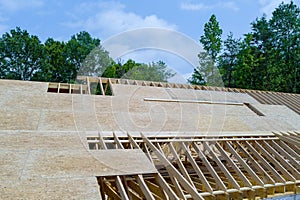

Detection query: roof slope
xmin=0 ymin=77 xmax=299 ymax=199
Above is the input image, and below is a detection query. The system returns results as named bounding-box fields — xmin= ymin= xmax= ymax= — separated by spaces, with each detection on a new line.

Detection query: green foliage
xmin=79 ymin=45 xmax=113 ymax=77
xmin=33 ymin=38 xmax=68 ymax=82
xmin=269 ymin=1 xmax=300 ymax=93
xmin=193 ymin=1 xmax=300 ymax=93
xmin=102 ymin=59 xmax=140 ymax=78
xmin=188 ymin=68 xmax=206 ymax=85
xmin=233 ymin=34 xmax=260 ymax=89
xmin=218 ymin=32 xmax=240 ymax=87
xmin=0 ymin=27 xmax=46 ymax=80
xmin=0 ymin=28 xmax=109 ymax=83
xmin=64 ymin=31 xmax=102 ymax=82
xmin=123 ymin=61 xmax=175 ymax=82
xmin=103 ymin=59 xmax=175 ymax=82
xmin=200 ymin=14 xmax=223 ymax=62
xmin=192 ymin=14 xmax=223 ymax=87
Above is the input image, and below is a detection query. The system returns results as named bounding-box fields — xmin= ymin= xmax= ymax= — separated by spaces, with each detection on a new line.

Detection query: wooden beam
xmin=215 ymin=142 xmax=252 ymax=188
xmin=154 ymin=173 xmax=180 ymax=200
xmin=192 ymin=142 xmax=227 ymax=191
xmin=98 ymin=177 xmax=107 ymax=200
xmin=234 ymin=141 xmax=275 ymax=184
xmin=113 ymin=132 xmax=124 ymax=149
xmin=143 ymin=142 xmax=154 ymax=164
xmin=143 ymin=97 xmax=244 ymax=106
xmin=136 ymin=175 xmax=155 ymax=200
xmin=87 ymin=77 xmax=91 ymax=94
xmin=108 ymin=78 xmax=114 ymax=95
xmin=97 ymin=132 xmax=107 ymax=150
xmin=116 ymin=176 xmax=130 ymax=200
xmin=203 ymin=142 xmax=240 ymax=189
xmin=169 ymin=175 xmax=186 ymax=199
xmin=128 ymin=188 xmax=143 ymax=200
xmin=243 ymin=141 xmax=285 ymax=183
xmin=181 ymin=142 xmax=213 ymax=193
xmin=277 ymin=141 xmax=300 ymax=160
xmin=127 ymin=133 xmax=141 ymax=149
xmin=142 ymin=134 xmax=204 ymax=200
xmin=98 ymin=77 xmax=105 ymax=95
xmin=128 ymin=180 xmax=144 ymax=198
xmin=274 ymin=132 xmax=300 ymax=147
xmin=145 ymin=179 xmax=167 ymax=199
xmin=168 ymin=142 xmax=195 ymax=188
xmin=269 ymin=140 xmax=300 ymax=169
xmin=254 ymin=141 xmax=295 ymax=181
xmin=224 ymin=141 xmax=264 ymax=186
xmin=103 ymin=180 xmax=122 ymax=199
xmin=58 ymin=83 xmax=61 ymax=93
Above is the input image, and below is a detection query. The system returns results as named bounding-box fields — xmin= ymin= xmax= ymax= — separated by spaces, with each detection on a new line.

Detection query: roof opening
xmin=244 ymin=103 xmax=265 ymax=116
xmin=47 ymin=78 xmax=113 ymax=95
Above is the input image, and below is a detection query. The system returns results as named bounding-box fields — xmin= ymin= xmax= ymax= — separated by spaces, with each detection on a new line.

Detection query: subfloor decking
xmin=88 ymin=131 xmax=300 ymax=200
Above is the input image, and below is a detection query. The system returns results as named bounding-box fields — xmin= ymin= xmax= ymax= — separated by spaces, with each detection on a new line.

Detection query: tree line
xmin=189 ymin=1 xmax=300 ymax=93
xmin=0 ymin=28 xmax=174 ymax=83
xmin=0 ymin=1 xmax=299 ymax=93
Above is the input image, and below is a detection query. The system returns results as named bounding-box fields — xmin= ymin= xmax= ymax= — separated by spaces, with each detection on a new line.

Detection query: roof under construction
xmin=0 ymin=77 xmax=299 ymax=199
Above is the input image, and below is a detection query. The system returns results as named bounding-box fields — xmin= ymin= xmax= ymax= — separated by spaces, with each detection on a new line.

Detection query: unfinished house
xmin=0 ymin=77 xmax=299 ymax=200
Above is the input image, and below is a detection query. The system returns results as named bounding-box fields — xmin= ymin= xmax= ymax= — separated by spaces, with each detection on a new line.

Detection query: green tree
xmin=233 ymin=34 xmax=261 ymax=89
xmin=64 ymin=31 xmax=101 ymax=82
xmin=187 ymin=68 xmax=206 ymax=85
xmin=250 ymin=15 xmax=273 ymax=91
xmin=79 ymin=45 xmax=113 ymax=77
xmin=269 ymin=1 xmax=300 ymax=93
xmin=0 ymin=27 xmax=45 ymax=80
xmin=191 ymin=14 xmax=223 ymax=85
xmin=33 ymin=38 xmax=68 ymax=82
xmin=218 ymin=32 xmax=241 ymax=87
xmin=200 ymin=14 xmax=223 ymax=63
xmin=103 ymin=59 xmax=175 ymax=82
xmin=102 ymin=59 xmax=140 ymax=78
xmin=123 ymin=61 xmax=175 ymax=82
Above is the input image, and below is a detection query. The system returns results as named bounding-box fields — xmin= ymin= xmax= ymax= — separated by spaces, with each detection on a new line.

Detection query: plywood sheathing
xmin=0 ymin=177 xmax=100 ymax=200
xmin=1 ymin=79 xmax=299 ymax=133
xmin=0 ymin=78 xmax=299 ymax=200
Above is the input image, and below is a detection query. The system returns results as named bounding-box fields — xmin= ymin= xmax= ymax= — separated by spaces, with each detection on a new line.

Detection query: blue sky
xmin=0 ymin=0 xmax=297 ymax=82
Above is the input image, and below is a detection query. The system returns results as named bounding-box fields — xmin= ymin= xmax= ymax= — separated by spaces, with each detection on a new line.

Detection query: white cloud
xmin=221 ymin=2 xmax=239 ymax=11
xmin=180 ymin=3 xmax=210 ymax=10
xmin=65 ymin=1 xmax=177 ymax=37
xmin=0 ymin=0 xmax=44 ymax=11
xmin=180 ymin=1 xmax=239 ymax=11
xmin=259 ymin=0 xmax=291 ymax=16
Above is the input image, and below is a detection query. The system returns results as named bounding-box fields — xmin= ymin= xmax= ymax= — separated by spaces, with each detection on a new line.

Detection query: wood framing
xmin=89 ymin=132 xmax=300 ymax=199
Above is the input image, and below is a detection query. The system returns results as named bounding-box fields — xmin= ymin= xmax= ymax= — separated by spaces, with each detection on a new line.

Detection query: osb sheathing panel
xmin=0 ymin=93 xmax=73 ymax=111
xmin=0 ymin=131 xmax=87 ymax=150
xmin=254 ymin=104 xmax=300 ymax=130
xmin=37 ymin=110 xmax=76 ymax=131
xmin=0 ymin=80 xmax=299 ymax=133
xmin=22 ymin=150 xmax=156 ymax=178
xmin=240 ymin=115 xmax=300 ymax=131
xmin=0 ymin=79 xmax=47 ymax=94
xmin=0 ymin=177 xmax=100 ymax=200
xmin=256 ymin=104 xmax=300 ymax=117
xmin=0 ymin=109 xmax=40 ymax=130
xmin=0 ymin=150 xmax=28 ymax=181
xmin=0 ymin=79 xmax=299 ymax=199
xmin=163 ymin=87 xmax=259 ymax=104
xmin=0 ymin=150 xmax=155 ymax=180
